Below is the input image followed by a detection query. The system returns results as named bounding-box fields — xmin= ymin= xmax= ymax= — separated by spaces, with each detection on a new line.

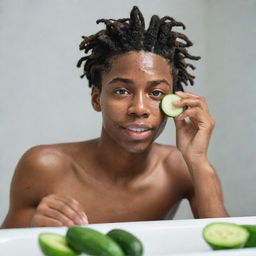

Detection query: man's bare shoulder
xmin=10 ymin=140 xmax=95 ymax=203
xmin=18 ymin=144 xmax=71 ymax=175
xmin=153 ymin=143 xmax=185 ymax=167
xmin=14 ymin=140 xmax=92 ymax=186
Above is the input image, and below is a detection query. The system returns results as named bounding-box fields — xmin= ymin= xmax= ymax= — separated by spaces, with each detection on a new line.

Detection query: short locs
xmin=77 ymin=6 xmax=200 ymax=92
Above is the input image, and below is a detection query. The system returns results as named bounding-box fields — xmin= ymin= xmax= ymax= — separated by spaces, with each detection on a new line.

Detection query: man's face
xmin=92 ymin=51 xmax=173 ymax=153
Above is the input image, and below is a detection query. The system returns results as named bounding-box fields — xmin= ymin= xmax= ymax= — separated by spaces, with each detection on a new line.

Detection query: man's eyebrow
xmin=148 ymin=79 xmax=170 ymax=86
xmin=108 ymin=77 xmax=170 ymax=86
xmin=108 ymin=77 xmax=133 ymax=84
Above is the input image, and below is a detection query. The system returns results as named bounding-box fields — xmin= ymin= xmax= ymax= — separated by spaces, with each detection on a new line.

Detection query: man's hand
xmin=173 ymin=91 xmax=215 ymax=166
xmin=30 ymin=194 xmax=88 ymax=227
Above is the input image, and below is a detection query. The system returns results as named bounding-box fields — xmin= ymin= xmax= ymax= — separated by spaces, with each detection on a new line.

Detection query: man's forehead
xmin=136 ymin=51 xmax=158 ymax=68
xmin=107 ymin=51 xmax=172 ymax=74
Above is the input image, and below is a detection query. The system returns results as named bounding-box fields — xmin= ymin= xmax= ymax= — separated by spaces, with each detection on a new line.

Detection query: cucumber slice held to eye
xmin=160 ymin=94 xmax=184 ymax=117
xmin=203 ymin=222 xmax=249 ymax=250
xmin=38 ymin=233 xmax=78 ymax=256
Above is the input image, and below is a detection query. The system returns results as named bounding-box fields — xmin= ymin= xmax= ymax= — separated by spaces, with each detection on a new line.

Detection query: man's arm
xmin=173 ymin=91 xmax=229 ymax=218
xmin=186 ymin=160 xmax=229 ymax=218
xmin=1 ymin=146 xmax=88 ymax=228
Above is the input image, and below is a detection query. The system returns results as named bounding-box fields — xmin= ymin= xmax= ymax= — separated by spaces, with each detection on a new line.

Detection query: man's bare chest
xmin=52 ymin=171 xmax=182 ymax=223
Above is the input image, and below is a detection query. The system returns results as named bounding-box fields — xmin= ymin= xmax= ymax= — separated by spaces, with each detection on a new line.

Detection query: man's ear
xmin=91 ymin=85 xmax=101 ymax=112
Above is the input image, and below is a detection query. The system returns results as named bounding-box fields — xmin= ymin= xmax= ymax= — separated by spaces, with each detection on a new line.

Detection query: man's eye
xmin=114 ymin=89 xmax=129 ymax=95
xmin=151 ymin=90 xmax=164 ymax=97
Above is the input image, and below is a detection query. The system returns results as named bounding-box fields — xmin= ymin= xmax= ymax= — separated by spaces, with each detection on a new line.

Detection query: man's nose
xmin=127 ymin=93 xmax=150 ymax=118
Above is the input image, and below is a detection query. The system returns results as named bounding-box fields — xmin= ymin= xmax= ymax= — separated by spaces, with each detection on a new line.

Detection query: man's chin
xmin=126 ymin=148 xmax=146 ymax=153
xmin=122 ymin=142 xmax=152 ymax=154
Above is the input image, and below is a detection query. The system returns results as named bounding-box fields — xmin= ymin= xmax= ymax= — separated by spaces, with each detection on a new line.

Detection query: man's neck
xmin=93 ymin=131 xmax=155 ymax=185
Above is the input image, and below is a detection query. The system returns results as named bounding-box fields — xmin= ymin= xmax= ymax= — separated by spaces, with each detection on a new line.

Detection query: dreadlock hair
xmin=77 ymin=6 xmax=200 ymax=92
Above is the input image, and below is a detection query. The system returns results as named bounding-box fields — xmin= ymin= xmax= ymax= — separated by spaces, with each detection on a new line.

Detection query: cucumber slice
xmin=203 ymin=222 xmax=249 ymax=250
xmin=241 ymin=225 xmax=256 ymax=247
xmin=107 ymin=229 xmax=143 ymax=256
xmin=38 ymin=233 xmax=78 ymax=256
xmin=160 ymin=94 xmax=184 ymax=117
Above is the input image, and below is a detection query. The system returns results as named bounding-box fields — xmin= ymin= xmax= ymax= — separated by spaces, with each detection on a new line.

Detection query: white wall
xmin=203 ymin=0 xmax=256 ymax=217
xmin=0 ymin=0 xmax=255 ymax=223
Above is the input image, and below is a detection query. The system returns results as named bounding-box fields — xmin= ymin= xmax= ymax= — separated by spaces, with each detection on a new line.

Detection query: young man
xmin=1 ymin=6 xmax=228 ymax=228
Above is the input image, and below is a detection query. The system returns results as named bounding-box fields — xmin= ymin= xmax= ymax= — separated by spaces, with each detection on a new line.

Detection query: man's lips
xmin=122 ymin=123 xmax=153 ymax=130
xmin=120 ymin=123 xmax=154 ymax=140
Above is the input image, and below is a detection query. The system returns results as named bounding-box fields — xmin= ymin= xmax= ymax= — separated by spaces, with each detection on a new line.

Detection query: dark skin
xmin=1 ymin=51 xmax=228 ymax=228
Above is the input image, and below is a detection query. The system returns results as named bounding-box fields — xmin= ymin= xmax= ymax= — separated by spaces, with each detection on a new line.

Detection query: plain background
xmin=1 ymin=0 xmax=256 ymax=224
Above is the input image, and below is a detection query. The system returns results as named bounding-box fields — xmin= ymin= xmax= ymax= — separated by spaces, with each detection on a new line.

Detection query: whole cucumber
xmin=66 ymin=226 xmax=124 ymax=256
xmin=107 ymin=229 xmax=143 ymax=256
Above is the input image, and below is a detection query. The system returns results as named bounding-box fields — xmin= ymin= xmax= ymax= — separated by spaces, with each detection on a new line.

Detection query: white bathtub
xmin=1 ymin=216 xmax=256 ymax=255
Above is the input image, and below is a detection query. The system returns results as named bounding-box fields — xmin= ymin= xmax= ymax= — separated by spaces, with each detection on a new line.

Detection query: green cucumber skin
xmin=38 ymin=233 xmax=78 ymax=256
xmin=206 ymin=242 xmax=245 ymax=250
xmin=203 ymin=223 xmax=249 ymax=250
xmin=39 ymin=244 xmax=77 ymax=256
xmin=66 ymin=226 xmax=124 ymax=256
xmin=107 ymin=229 xmax=143 ymax=256
xmin=241 ymin=225 xmax=256 ymax=247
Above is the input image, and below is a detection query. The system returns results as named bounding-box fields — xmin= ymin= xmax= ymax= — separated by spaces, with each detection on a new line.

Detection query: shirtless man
xmin=1 ymin=6 xmax=228 ymax=228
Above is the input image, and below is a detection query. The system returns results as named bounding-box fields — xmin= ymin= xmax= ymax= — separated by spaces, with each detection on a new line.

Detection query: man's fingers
xmin=48 ymin=200 xmax=86 ymax=225
xmin=42 ymin=196 xmax=87 ymax=225
xmin=31 ymin=214 xmax=63 ymax=227
xmin=31 ymin=194 xmax=89 ymax=227
xmin=175 ymin=91 xmax=208 ymax=110
xmin=176 ymin=108 xmax=214 ymax=130
xmin=57 ymin=195 xmax=89 ymax=224
xmin=173 ymin=115 xmax=187 ymax=128
xmin=175 ymin=91 xmax=200 ymax=98
xmin=56 ymin=195 xmax=88 ymax=221
xmin=176 ymin=107 xmax=202 ymax=122
xmin=173 ymin=98 xmax=207 ymax=110
xmin=37 ymin=204 xmax=74 ymax=226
